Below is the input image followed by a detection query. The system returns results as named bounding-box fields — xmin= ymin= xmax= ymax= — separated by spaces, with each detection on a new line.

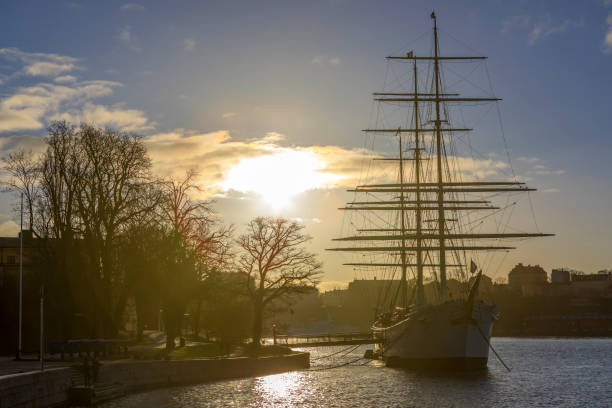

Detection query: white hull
xmin=374 ymin=300 xmax=498 ymax=370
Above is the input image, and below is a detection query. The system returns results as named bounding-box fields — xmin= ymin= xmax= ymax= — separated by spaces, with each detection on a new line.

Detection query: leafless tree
xmin=161 ymin=170 xmax=232 ymax=349
xmin=1 ymin=149 xmax=40 ymax=230
xmin=236 ymin=217 xmax=322 ymax=349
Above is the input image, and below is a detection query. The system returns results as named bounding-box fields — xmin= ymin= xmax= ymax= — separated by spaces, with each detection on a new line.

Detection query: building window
xmin=7 ymin=256 xmax=16 ymax=265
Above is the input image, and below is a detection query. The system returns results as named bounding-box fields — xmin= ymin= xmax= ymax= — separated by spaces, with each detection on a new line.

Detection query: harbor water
xmin=99 ymin=338 xmax=612 ymax=407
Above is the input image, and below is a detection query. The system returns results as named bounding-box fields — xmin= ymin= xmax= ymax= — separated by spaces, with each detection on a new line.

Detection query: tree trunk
xmin=193 ymin=298 xmax=202 ymax=339
xmin=251 ymin=297 xmax=263 ymax=352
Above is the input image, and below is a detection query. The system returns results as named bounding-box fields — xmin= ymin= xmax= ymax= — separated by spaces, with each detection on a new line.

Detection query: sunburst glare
xmin=220 ymin=149 xmax=341 ymax=209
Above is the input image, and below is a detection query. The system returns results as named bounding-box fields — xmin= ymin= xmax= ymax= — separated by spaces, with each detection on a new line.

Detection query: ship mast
xmin=398 ymin=130 xmax=408 ymax=309
xmin=327 ymin=12 xmax=554 ymax=309
xmin=432 ymin=12 xmax=447 ymax=301
xmin=413 ymin=61 xmax=424 ymax=305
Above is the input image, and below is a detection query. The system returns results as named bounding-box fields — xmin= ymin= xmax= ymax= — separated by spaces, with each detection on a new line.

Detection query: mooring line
xmin=310 ymin=344 xmax=362 ymax=361
xmin=476 ymin=324 xmax=511 ymax=372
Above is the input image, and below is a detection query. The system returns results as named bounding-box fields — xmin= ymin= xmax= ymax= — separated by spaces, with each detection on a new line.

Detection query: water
xmin=99 ymin=338 xmax=612 ymax=407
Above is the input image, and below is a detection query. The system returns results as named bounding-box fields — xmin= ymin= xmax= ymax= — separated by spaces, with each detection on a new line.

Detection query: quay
xmin=274 ymin=331 xmax=380 ymax=347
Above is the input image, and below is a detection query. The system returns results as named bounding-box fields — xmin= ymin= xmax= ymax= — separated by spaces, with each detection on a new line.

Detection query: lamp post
xmin=40 ymin=285 xmax=44 ymax=371
xmin=17 ymin=192 xmax=23 ymax=360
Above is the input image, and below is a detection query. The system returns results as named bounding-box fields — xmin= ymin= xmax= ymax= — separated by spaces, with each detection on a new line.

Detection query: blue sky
xmin=1 ymin=0 xmax=612 ymax=288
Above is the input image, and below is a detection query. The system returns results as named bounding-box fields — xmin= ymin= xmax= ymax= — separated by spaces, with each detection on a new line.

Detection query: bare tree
xmin=236 ymin=217 xmax=322 ymax=350
xmin=1 ymin=149 xmax=40 ymax=230
xmin=161 ymin=170 xmax=232 ymax=349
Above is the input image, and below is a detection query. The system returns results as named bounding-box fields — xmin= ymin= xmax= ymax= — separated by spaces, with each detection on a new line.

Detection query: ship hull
xmin=374 ymin=300 xmax=497 ymax=371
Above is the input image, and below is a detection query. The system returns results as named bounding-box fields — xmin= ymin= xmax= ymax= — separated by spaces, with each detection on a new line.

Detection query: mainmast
xmin=413 ymin=61 xmax=424 ymax=305
xmin=432 ymin=12 xmax=447 ymax=301
xmin=398 ymin=130 xmax=408 ymax=308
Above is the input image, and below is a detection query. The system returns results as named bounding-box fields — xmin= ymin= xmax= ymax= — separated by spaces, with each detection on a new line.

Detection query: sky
xmin=1 ymin=0 xmax=611 ymax=290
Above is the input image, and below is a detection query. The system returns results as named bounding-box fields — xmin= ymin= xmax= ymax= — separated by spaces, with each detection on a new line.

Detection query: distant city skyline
xmin=1 ymin=0 xmax=612 ymax=290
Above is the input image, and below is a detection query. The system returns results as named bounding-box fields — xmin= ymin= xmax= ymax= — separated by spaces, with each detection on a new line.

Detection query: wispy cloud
xmin=534 ymin=169 xmax=566 ymax=175
xmin=120 ymin=3 xmax=145 ymax=12
xmin=311 ymin=55 xmax=341 ymax=66
xmin=528 ymin=16 xmax=584 ymax=45
xmin=116 ymin=25 xmax=141 ymax=51
xmin=54 ymin=75 xmax=77 ymax=83
xmin=604 ymin=14 xmax=612 ymax=54
xmin=222 ymin=112 xmax=237 ymax=119
xmin=516 ymin=156 xmax=540 ymax=163
xmin=501 ymin=15 xmax=584 ymax=45
xmin=0 ymin=48 xmax=79 ymax=81
xmin=501 ymin=15 xmax=530 ymax=33
xmin=52 ymin=102 xmax=154 ymax=132
xmin=182 ymin=38 xmax=196 ymax=52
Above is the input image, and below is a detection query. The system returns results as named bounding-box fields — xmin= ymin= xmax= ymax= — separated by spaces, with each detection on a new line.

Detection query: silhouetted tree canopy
xmin=236 ymin=217 xmax=322 ymax=350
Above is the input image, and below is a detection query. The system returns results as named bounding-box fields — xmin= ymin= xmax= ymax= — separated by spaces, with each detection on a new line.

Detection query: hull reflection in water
xmin=374 ymin=300 xmax=498 ymax=370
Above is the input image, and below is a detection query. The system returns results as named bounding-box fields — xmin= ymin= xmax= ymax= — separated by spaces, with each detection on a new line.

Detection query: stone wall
xmin=0 ymin=352 xmax=309 ymax=407
xmin=96 ymin=352 xmax=310 ymax=392
xmin=0 ymin=368 xmax=72 ymax=408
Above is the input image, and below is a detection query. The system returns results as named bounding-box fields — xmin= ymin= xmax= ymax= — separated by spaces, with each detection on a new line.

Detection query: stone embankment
xmin=0 ymin=352 xmax=310 ymax=407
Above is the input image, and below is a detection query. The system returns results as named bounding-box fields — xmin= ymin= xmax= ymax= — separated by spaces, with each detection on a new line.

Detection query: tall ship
xmin=328 ymin=13 xmax=553 ymax=370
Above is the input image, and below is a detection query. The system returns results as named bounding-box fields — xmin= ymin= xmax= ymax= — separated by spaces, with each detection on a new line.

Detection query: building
xmin=0 ymin=231 xmax=37 ymax=353
xmin=551 ymin=268 xmax=571 ymax=284
xmin=508 ymin=263 xmax=547 ymax=296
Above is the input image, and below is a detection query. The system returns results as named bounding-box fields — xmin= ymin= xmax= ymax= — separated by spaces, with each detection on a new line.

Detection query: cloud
xmin=0 ymin=80 xmax=122 ymax=132
xmin=534 ymin=169 xmax=566 ymax=175
xmin=222 ymin=112 xmax=237 ymax=118
xmin=311 ymin=55 xmax=341 ymax=66
xmin=52 ymin=102 xmax=154 ymax=132
xmin=116 ymin=26 xmax=141 ymax=51
xmin=604 ymin=14 xmax=612 ymax=54
xmin=182 ymin=38 xmax=196 ymax=52
xmin=0 ymin=49 xmax=154 ymax=134
xmin=0 ymin=220 xmax=19 ymax=236
xmin=25 ymin=61 xmax=76 ymax=76
xmin=501 ymin=15 xmax=530 ymax=33
xmin=143 ymin=128 xmax=511 ymax=200
xmin=528 ymin=16 xmax=584 ymax=45
xmin=0 ymin=134 xmax=47 ymax=154
xmin=0 ymin=48 xmax=79 ymax=80
xmin=542 ymin=188 xmax=560 ymax=193
xmin=144 ymin=129 xmax=368 ymax=196
xmin=120 ymin=3 xmax=145 ymax=11
xmin=516 ymin=156 xmax=539 ymax=163
xmin=54 ymin=75 xmax=77 ymax=83
xmin=501 ymin=15 xmax=584 ymax=45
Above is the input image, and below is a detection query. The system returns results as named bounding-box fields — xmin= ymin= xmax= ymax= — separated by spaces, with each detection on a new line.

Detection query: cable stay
xmin=333 ymin=232 xmax=553 ymax=241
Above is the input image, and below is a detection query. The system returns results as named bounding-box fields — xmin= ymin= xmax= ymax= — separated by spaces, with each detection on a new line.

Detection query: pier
xmin=274 ymin=331 xmax=380 ymax=347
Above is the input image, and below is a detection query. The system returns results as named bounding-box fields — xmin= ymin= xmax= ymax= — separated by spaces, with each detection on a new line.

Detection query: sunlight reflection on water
xmin=254 ymin=372 xmax=310 ymax=406
xmin=100 ymin=339 xmax=612 ymax=408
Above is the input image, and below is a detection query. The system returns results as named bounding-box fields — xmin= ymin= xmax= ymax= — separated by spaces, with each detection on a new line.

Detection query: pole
xmin=18 ymin=192 xmax=23 ymax=359
xmin=40 ymin=285 xmax=44 ymax=372
xmin=432 ymin=12 xmax=447 ymax=301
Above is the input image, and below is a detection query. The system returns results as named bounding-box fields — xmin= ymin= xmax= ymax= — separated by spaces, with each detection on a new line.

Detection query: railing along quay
xmin=274 ymin=331 xmax=381 ymax=347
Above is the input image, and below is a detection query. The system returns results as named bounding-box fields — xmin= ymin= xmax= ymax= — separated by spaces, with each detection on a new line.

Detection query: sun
xmin=221 ymin=149 xmax=339 ymax=209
